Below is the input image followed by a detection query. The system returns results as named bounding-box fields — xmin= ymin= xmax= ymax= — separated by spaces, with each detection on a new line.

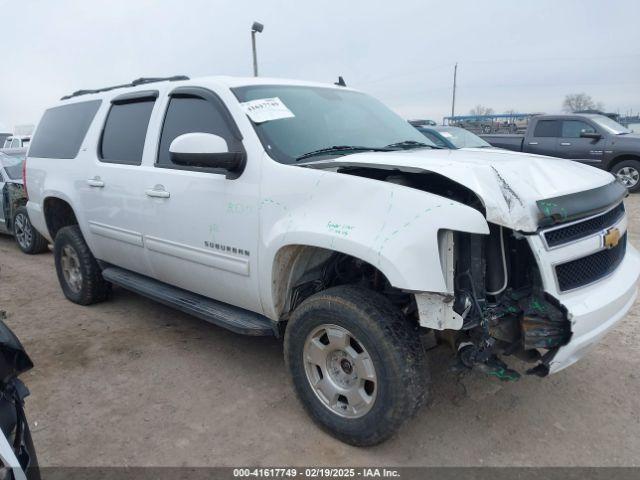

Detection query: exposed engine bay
xmin=450 ymin=226 xmax=571 ymax=380
xmin=330 ymin=166 xmax=573 ymax=379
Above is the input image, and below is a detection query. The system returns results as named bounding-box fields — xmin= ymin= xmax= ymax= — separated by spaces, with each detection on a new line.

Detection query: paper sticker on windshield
xmin=440 ymin=132 xmax=453 ymax=138
xmin=240 ymin=97 xmax=295 ymax=123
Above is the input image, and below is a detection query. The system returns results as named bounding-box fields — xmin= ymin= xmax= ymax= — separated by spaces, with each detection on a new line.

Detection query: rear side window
xmin=157 ymin=95 xmax=241 ymax=167
xmin=100 ymin=99 xmax=155 ymax=165
xmin=533 ymin=120 xmax=560 ymax=138
xmin=28 ymin=100 xmax=101 ymax=159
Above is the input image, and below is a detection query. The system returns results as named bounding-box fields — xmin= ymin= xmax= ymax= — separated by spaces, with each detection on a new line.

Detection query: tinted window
xmin=100 ymin=99 xmax=155 ymax=165
xmin=533 ymin=120 xmax=560 ymax=138
xmin=29 ymin=100 xmax=101 ymax=159
xmin=561 ymin=120 xmax=597 ymax=138
xmin=157 ymin=96 xmax=241 ymax=167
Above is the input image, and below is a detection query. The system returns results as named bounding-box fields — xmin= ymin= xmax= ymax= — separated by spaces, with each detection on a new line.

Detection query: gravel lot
xmin=0 ymin=195 xmax=638 ymax=467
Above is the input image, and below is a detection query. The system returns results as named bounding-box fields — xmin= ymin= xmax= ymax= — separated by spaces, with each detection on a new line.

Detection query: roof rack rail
xmin=61 ymin=75 xmax=190 ymax=100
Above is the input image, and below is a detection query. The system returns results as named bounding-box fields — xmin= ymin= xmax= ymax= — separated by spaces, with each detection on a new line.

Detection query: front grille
xmin=544 ymin=203 xmax=625 ymax=248
xmin=555 ymin=234 xmax=627 ymax=291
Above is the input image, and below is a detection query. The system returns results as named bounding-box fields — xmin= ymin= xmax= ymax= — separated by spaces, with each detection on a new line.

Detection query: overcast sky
xmin=1 ymin=0 xmax=639 ymax=131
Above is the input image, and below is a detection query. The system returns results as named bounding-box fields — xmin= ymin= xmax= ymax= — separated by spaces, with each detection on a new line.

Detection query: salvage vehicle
xmin=0 ymin=312 xmax=40 ymax=480
xmin=0 ymin=152 xmax=49 ymax=254
xmin=24 ymin=75 xmax=639 ymax=446
xmin=413 ymin=124 xmax=493 ymax=150
xmin=481 ymin=113 xmax=640 ymax=192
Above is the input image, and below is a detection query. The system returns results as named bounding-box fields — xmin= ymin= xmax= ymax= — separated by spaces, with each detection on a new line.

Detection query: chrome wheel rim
xmin=303 ymin=324 xmax=377 ymax=418
xmin=616 ymin=166 xmax=639 ymax=188
xmin=14 ymin=212 xmax=32 ymax=249
xmin=60 ymin=245 xmax=82 ymax=293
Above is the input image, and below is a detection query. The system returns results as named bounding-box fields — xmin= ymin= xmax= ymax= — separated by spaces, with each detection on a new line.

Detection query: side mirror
xmin=169 ymin=133 xmax=245 ymax=173
xmin=580 ymin=131 xmax=602 ymax=140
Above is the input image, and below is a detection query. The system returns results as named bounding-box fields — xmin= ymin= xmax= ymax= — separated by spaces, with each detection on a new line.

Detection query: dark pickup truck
xmin=481 ymin=114 xmax=640 ymax=192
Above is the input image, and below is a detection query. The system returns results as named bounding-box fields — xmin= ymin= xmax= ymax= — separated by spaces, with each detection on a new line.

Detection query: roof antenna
xmin=335 ymin=76 xmax=346 ymax=87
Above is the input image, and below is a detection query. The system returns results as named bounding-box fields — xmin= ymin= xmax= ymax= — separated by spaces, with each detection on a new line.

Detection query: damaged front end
xmin=444 ymin=226 xmax=572 ymax=380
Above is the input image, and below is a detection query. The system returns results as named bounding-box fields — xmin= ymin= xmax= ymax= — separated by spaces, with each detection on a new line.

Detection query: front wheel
xmin=13 ymin=206 xmax=49 ymax=254
xmin=612 ymin=159 xmax=640 ymax=193
xmin=284 ymin=285 xmax=428 ymax=446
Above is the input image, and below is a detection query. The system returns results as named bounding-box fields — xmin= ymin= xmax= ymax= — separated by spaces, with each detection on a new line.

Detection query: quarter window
xmin=157 ymin=95 xmax=241 ymax=167
xmin=561 ymin=120 xmax=597 ymax=138
xmin=28 ymin=100 xmax=102 ymax=159
xmin=100 ymin=99 xmax=155 ymax=165
xmin=533 ymin=120 xmax=560 ymax=138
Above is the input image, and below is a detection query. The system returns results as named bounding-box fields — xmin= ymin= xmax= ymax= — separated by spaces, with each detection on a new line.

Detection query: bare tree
xmin=562 ymin=93 xmax=604 ymax=113
xmin=469 ymin=105 xmax=494 ymax=116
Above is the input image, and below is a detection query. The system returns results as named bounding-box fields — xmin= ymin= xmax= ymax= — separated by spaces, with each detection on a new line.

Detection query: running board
xmin=101 ymin=267 xmax=275 ymax=336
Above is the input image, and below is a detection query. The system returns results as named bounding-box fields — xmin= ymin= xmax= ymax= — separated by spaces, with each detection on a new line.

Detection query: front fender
xmin=258 ymin=164 xmax=489 ymax=315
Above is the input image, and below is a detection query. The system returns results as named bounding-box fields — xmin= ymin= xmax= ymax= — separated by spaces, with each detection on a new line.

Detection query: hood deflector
xmin=536 ymin=180 xmax=627 ymax=228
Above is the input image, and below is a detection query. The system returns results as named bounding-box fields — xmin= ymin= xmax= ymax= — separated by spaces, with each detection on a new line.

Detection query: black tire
xmin=284 ymin=285 xmax=428 ymax=446
xmin=53 ymin=225 xmax=111 ymax=305
xmin=13 ymin=206 xmax=49 ymax=254
xmin=611 ymin=159 xmax=640 ymax=193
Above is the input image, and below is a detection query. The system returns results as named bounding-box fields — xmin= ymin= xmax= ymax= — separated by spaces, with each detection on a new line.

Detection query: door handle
xmin=528 ymin=142 xmax=539 ymax=145
xmin=560 ymin=142 xmax=572 ymax=146
xmin=145 ymin=186 xmax=170 ymax=198
xmin=87 ymin=178 xmax=105 ymax=188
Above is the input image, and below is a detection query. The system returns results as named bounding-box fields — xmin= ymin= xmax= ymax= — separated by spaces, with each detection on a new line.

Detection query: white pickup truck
xmin=25 ymin=75 xmax=639 ymax=445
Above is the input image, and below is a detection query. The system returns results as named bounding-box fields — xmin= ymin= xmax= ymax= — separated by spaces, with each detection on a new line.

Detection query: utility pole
xmin=451 ymin=62 xmax=458 ymax=119
xmin=251 ymin=22 xmax=264 ymax=77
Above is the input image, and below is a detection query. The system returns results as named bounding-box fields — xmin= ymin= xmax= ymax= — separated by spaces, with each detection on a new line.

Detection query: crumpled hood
xmin=302 ymin=147 xmax=616 ymax=232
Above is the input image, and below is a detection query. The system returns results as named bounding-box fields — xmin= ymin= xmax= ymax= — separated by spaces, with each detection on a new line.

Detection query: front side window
xmin=29 ymin=100 xmax=102 ymax=159
xmin=533 ymin=120 xmax=560 ymax=138
xmin=100 ymin=99 xmax=155 ymax=165
xmin=561 ymin=120 xmax=597 ymax=138
xmin=232 ymin=85 xmax=435 ymax=164
xmin=157 ymin=95 xmax=241 ymax=167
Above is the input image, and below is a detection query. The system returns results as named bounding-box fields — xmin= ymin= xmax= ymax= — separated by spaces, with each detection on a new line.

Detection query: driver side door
xmin=557 ymin=119 xmax=605 ymax=165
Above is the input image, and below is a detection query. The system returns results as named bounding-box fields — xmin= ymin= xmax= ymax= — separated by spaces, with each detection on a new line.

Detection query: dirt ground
xmin=0 ymin=195 xmax=638 ymax=467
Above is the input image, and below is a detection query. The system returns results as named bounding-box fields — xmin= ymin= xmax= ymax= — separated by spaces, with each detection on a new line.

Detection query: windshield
xmin=232 ymin=85 xmax=436 ymax=163
xmin=0 ymin=153 xmax=24 ymax=180
xmin=590 ymin=115 xmax=631 ymax=135
xmin=435 ymin=127 xmax=492 ymax=148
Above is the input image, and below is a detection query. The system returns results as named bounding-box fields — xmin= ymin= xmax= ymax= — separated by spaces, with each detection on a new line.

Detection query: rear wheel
xmin=284 ymin=285 xmax=428 ymax=446
xmin=612 ymin=159 xmax=640 ymax=193
xmin=13 ymin=206 xmax=48 ymax=254
xmin=53 ymin=225 xmax=111 ymax=305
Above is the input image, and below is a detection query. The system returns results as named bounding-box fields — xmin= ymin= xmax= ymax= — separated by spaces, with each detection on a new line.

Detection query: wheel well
xmin=43 ymin=197 xmax=78 ymax=240
xmin=609 ymin=154 xmax=640 ymax=171
xmin=272 ymin=245 xmax=410 ymax=321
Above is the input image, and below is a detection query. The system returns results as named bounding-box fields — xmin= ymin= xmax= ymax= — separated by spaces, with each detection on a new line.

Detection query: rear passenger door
xmin=140 ymin=86 xmax=262 ymax=313
xmin=80 ymin=91 xmax=158 ymax=276
xmin=557 ymin=119 xmax=604 ymax=165
xmin=526 ymin=119 xmax=560 ymax=156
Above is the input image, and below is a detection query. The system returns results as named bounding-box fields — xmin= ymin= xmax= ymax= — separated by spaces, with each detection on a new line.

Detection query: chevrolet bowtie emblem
xmin=603 ymin=227 xmax=621 ymax=249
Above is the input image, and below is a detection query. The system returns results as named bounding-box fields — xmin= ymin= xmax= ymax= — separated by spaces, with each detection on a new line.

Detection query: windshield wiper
xmin=295 ymin=145 xmax=391 ymax=162
xmin=384 ymin=140 xmax=439 ymax=150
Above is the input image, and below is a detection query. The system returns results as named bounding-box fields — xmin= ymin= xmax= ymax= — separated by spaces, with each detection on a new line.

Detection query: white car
xmin=25 ymin=75 xmax=639 ymax=445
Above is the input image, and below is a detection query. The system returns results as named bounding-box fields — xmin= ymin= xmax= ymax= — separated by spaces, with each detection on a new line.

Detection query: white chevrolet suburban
xmin=25 ymin=75 xmax=639 ymax=445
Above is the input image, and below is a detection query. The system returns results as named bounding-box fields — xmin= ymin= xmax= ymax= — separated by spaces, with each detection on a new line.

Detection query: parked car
xmin=413 ymin=125 xmax=493 ymax=149
xmin=408 ymin=119 xmax=437 ymax=127
xmin=481 ymin=114 xmax=640 ymax=192
xmin=0 ymin=152 xmax=49 ymax=254
xmin=1 ymin=136 xmax=30 ymax=150
xmin=25 ymin=75 xmax=639 ymax=446
xmin=0 ymin=313 xmax=40 ymax=480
